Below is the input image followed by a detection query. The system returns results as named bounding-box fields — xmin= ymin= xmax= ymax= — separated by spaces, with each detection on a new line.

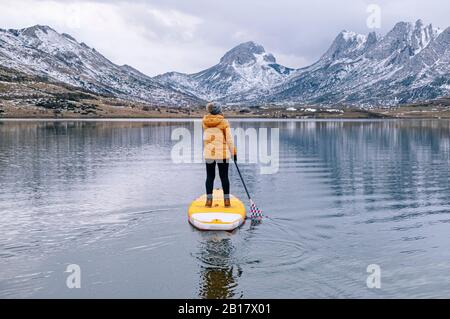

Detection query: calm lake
xmin=1 ymin=119 xmax=450 ymax=298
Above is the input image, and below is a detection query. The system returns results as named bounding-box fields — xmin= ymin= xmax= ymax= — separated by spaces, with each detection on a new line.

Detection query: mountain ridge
xmin=1 ymin=20 xmax=449 ymax=107
xmin=155 ymin=40 xmax=294 ymax=102
xmin=0 ymin=25 xmax=203 ymax=106
xmin=263 ymin=19 xmax=449 ymax=106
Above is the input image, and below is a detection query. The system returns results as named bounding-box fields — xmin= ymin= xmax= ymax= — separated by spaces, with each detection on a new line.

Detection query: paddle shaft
xmin=233 ymin=160 xmax=252 ymax=201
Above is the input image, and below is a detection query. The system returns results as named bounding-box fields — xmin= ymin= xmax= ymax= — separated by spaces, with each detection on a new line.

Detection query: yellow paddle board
xmin=188 ymin=189 xmax=246 ymax=231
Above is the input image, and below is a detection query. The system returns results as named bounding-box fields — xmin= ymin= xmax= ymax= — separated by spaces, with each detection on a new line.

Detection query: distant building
xmin=325 ymin=109 xmax=344 ymax=113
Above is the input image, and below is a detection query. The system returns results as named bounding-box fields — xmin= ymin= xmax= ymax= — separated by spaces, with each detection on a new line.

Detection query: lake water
xmin=1 ymin=119 xmax=450 ymax=299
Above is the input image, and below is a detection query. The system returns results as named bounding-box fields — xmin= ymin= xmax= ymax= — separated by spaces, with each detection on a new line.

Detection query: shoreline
xmin=2 ymin=103 xmax=450 ymax=121
xmin=1 ymin=117 xmax=450 ymax=121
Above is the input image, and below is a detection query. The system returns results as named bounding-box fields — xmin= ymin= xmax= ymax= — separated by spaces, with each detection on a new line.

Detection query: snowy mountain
xmin=1 ymin=21 xmax=449 ymax=108
xmin=0 ymin=25 xmax=202 ymax=106
xmin=155 ymin=20 xmax=449 ymax=107
xmin=266 ymin=20 xmax=449 ymax=106
xmin=379 ymin=25 xmax=450 ymax=103
xmin=155 ymin=41 xmax=293 ymax=102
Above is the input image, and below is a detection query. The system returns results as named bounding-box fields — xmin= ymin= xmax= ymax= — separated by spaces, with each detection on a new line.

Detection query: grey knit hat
xmin=206 ymin=102 xmax=222 ymax=115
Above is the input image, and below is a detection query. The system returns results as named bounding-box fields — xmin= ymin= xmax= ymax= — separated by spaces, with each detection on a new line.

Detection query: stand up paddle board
xmin=188 ymin=189 xmax=246 ymax=231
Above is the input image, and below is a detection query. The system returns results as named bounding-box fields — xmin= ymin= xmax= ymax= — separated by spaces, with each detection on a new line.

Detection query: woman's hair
xmin=206 ymin=102 xmax=222 ymax=115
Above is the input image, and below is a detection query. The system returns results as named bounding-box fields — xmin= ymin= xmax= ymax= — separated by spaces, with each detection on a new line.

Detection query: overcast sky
xmin=1 ymin=0 xmax=449 ymax=76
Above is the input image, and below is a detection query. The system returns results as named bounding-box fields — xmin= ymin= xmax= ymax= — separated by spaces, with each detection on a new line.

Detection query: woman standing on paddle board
xmin=203 ymin=102 xmax=237 ymax=208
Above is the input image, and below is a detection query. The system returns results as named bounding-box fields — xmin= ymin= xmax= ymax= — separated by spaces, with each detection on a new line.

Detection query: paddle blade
xmin=250 ymin=200 xmax=263 ymax=223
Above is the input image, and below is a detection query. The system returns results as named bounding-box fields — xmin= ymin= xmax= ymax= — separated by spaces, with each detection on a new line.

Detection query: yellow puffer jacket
xmin=203 ymin=114 xmax=237 ymax=161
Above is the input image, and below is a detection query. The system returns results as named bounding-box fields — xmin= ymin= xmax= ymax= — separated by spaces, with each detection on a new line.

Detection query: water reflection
xmin=196 ymin=233 xmax=242 ymax=299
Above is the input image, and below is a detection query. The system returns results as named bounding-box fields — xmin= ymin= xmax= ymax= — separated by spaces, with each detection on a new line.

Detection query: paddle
xmin=233 ymin=159 xmax=263 ymax=223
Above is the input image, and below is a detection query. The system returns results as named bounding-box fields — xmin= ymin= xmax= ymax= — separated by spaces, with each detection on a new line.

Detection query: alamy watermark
xmin=366 ymin=4 xmax=382 ymax=29
xmin=65 ymin=264 xmax=81 ymax=289
xmin=366 ymin=264 xmax=381 ymax=289
xmin=171 ymin=122 xmax=279 ymax=175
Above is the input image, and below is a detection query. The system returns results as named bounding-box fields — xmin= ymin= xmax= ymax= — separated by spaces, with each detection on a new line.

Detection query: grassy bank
xmin=2 ymin=103 xmax=450 ymax=120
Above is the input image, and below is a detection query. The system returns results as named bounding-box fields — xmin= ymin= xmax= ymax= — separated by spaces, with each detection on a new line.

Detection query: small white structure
xmin=305 ymin=108 xmax=317 ymax=113
xmin=286 ymin=107 xmax=297 ymax=112
xmin=326 ymin=109 xmax=345 ymax=113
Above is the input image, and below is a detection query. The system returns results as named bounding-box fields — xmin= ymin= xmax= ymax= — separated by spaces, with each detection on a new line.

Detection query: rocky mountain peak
xmin=364 ymin=20 xmax=437 ymax=63
xmin=220 ymin=41 xmax=269 ymax=65
xmin=20 ymin=25 xmax=55 ymax=37
xmin=365 ymin=31 xmax=378 ymax=47
xmin=321 ymin=30 xmax=368 ymax=61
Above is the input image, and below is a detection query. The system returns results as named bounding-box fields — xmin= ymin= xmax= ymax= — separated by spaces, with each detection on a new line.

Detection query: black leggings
xmin=206 ymin=161 xmax=230 ymax=195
